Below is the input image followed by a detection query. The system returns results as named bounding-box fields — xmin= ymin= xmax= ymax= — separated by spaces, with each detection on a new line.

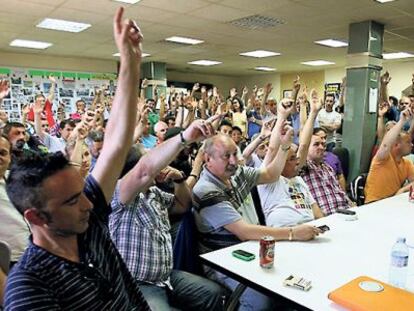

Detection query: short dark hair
xmin=3 ymin=122 xmax=25 ymax=136
xmin=325 ymin=93 xmax=335 ymax=101
xmin=6 ymin=152 xmax=69 ymax=214
xmin=312 ymin=127 xmax=326 ymax=135
xmin=119 ymin=145 xmax=145 ymax=178
xmin=59 ymin=119 xmax=76 ymax=130
xmin=232 ymin=126 xmax=242 ymax=134
xmin=218 ymin=120 xmax=233 ymax=131
xmin=231 ymin=96 xmax=244 ymax=112
xmin=88 ymin=130 xmax=104 ymax=143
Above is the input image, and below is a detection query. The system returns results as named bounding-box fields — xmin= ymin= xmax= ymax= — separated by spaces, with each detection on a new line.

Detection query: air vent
xmin=227 ymin=15 xmax=286 ymax=30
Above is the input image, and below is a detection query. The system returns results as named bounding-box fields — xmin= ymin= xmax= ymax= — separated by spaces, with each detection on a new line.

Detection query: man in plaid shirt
xmin=109 ymin=119 xmax=224 ymax=311
xmin=301 ymin=134 xmax=352 ymax=215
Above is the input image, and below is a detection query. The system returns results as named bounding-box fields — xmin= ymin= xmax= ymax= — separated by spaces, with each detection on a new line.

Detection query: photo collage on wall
xmin=0 ymin=67 xmax=117 ymax=122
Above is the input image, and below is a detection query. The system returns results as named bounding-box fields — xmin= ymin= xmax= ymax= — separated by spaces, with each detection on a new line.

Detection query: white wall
xmin=382 ymin=60 xmax=414 ymax=98
xmin=236 ymin=73 xmax=281 ymax=101
xmin=167 ymin=70 xmax=238 ymax=96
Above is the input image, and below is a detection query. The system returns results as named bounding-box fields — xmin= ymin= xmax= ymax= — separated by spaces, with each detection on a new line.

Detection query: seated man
xmin=110 ymin=119 xmax=223 ymax=311
xmin=4 ymin=8 xmax=151 ymax=310
xmin=300 ymin=133 xmax=352 ymax=215
xmin=255 ymin=95 xmax=324 ymax=227
xmin=313 ymin=128 xmax=346 ymax=191
xmin=365 ymin=108 xmax=414 ymax=203
xmin=193 ymin=127 xmax=321 ymax=309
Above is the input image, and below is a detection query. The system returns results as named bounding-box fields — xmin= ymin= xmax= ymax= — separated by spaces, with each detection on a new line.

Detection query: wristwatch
xmin=179 ymin=131 xmax=188 ymax=147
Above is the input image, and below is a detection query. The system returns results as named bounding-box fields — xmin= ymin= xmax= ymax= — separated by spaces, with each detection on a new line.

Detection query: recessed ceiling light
xmin=37 ymin=18 xmax=91 ymax=33
xmin=188 ymin=60 xmax=222 ymax=66
xmin=113 ymin=0 xmax=142 ymax=4
xmin=240 ymin=50 xmax=281 ymax=58
xmin=10 ymin=39 xmax=52 ymax=50
xmin=301 ymin=60 xmax=335 ymax=66
xmin=383 ymin=52 xmax=414 ymax=59
xmin=315 ymin=39 xmax=348 ymax=48
xmin=165 ymin=36 xmax=204 ymax=45
xmin=374 ymin=0 xmax=396 ymax=3
xmin=255 ymin=66 xmax=276 ymax=72
xmin=112 ymin=52 xmax=150 ymax=57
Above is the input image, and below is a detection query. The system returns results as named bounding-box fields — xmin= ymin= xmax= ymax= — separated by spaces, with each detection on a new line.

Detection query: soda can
xmin=259 ymin=236 xmax=275 ymax=269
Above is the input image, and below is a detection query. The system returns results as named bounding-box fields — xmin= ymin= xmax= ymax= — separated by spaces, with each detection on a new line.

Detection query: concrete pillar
xmin=342 ymin=21 xmax=384 ymax=181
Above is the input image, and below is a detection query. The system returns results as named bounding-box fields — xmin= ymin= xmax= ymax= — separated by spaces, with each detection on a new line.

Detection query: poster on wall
xmin=0 ymin=66 xmax=117 ymax=121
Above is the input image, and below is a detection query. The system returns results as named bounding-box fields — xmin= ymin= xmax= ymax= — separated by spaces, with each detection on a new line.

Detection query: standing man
xmin=317 ymin=94 xmax=341 ymax=151
xmin=4 ymin=7 xmax=151 ymax=310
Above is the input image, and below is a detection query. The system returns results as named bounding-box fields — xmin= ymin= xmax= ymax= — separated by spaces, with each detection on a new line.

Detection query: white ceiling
xmin=0 ymin=0 xmax=413 ymax=76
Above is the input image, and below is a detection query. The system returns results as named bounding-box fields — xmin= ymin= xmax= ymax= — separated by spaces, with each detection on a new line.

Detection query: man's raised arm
xmin=92 ymin=7 xmax=143 ymax=203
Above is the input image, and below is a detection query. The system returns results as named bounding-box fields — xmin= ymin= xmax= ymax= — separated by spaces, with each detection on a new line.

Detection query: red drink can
xmin=259 ymin=236 xmax=275 ymax=269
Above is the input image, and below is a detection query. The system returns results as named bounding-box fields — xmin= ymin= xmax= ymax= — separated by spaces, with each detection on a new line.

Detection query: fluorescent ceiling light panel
xmin=383 ymin=52 xmax=414 ymax=59
xmin=301 ymin=60 xmax=335 ymax=66
xmin=240 ymin=50 xmax=280 ymax=58
xmin=10 ymin=39 xmax=52 ymax=49
xmin=37 ymin=18 xmax=91 ymax=33
xmin=255 ymin=66 xmax=276 ymax=71
xmin=374 ymin=0 xmax=396 ymax=3
xmin=165 ymin=36 xmax=204 ymax=45
xmin=113 ymin=52 xmax=150 ymax=57
xmin=188 ymin=60 xmax=222 ymax=66
xmin=113 ymin=0 xmax=142 ymax=4
xmin=315 ymin=39 xmax=348 ymax=48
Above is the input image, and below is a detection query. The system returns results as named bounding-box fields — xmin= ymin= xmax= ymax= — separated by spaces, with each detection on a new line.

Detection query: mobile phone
xmin=336 ymin=209 xmax=356 ymax=215
xmin=317 ymin=225 xmax=330 ymax=232
xmin=232 ymin=249 xmax=255 ymax=261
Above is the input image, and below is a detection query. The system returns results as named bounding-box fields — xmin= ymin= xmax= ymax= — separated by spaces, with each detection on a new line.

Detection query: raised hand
xmin=380 ymin=71 xmax=391 ymax=85
xmin=242 ymin=86 xmax=248 ymax=96
xmin=378 ymin=101 xmax=390 ymax=117
xmin=182 ymin=115 xmax=219 ymax=143
xmin=213 ymin=86 xmax=218 ymax=98
xmin=278 ymin=98 xmax=295 ymax=118
xmin=400 ymin=107 xmax=413 ymax=123
xmin=193 ymin=83 xmax=200 ymax=91
xmin=264 ymin=83 xmax=273 ymax=95
xmin=0 ymin=80 xmax=10 ymax=100
xmin=309 ymin=89 xmax=323 ymax=112
xmin=293 ymin=75 xmax=301 ymax=92
xmin=113 ymin=7 xmax=144 ymax=61
xmin=280 ymin=124 xmax=294 ymax=146
xmin=201 ymin=85 xmax=206 ymax=94
xmin=230 ymin=87 xmax=237 ymax=98
xmin=48 ymin=75 xmax=57 ymax=84
xmin=260 ymin=117 xmax=276 ymax=138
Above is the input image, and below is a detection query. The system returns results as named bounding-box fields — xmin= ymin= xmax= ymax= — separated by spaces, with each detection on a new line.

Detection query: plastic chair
xmin=0 ymin=240 xmax=11 ymax=274
xmin=332 ymin=147 xmax=350 ymax=180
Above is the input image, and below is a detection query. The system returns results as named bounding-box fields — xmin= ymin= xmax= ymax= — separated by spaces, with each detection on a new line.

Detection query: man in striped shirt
xmin=3 ymin=7 xmax=150 ymax=310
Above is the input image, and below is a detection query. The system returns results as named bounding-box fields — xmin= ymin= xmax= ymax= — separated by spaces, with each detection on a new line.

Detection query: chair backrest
xmin=250 ymin=186 xmax=266 ymax=226
xmin=332 ymin=147 xmax=350 ymax=180
xmin=0 ymin=240 xmax=11 ymax=274
xmin=349 ymin=173 xmax=368 ymax=206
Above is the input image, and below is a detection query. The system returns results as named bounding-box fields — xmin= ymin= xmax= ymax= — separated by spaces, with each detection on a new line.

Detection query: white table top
xmin=200 ymin=193 xmax=414 ymax=311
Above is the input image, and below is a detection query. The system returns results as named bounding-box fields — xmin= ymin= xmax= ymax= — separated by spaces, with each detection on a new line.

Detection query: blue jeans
xmin=139 ymin=270 xmax=225 ymax=311
xmin=205 ymin=268 xmax=275 ymax=311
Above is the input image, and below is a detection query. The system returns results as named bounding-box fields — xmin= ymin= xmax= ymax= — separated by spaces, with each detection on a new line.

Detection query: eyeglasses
xmin=258 ymin=143 xmax=269 ymax=150
xmin=80 ymin=261 xmax=112 ymax=302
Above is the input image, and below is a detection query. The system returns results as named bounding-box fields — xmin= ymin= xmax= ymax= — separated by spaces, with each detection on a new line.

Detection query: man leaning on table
xmin=365 ymin=107 xmax=414 ymax=203
xmin=193 ymin=121 xmax=321 ymax=310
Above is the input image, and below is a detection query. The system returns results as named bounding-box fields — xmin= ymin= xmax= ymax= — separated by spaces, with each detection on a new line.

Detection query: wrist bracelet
xmin=289 ymin=227 xmax=294 ymax=241
xmin=189 ymin=174 xmax=198 ymax=179
xmin=173 ymin=171 xmax=187 ymax=184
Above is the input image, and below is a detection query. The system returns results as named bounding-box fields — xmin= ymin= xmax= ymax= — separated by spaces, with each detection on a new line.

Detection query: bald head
xmin=204 ymin=134 xmax=236 ymax=156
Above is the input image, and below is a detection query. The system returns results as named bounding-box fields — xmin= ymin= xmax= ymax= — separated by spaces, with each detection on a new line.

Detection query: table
xmin=200 ymin=193 xmax=414 ymax=310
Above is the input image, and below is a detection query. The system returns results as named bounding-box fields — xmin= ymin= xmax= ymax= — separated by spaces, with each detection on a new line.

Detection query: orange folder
xmin=328 ymin=276 xmax=414 ymax=311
